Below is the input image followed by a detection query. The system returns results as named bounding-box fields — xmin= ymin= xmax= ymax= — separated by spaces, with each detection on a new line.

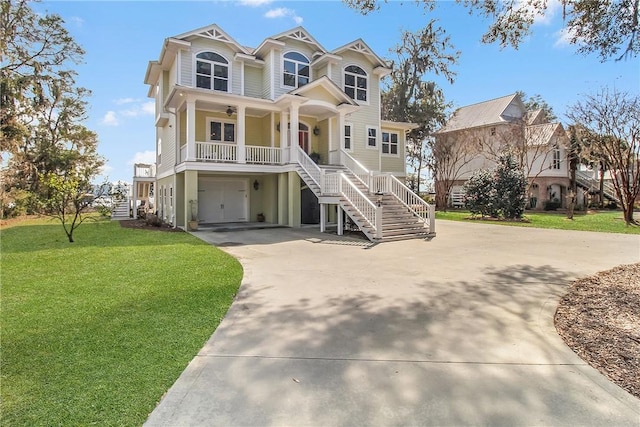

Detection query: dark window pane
xmin=298 ymin=65 xmax=309 ymax=77
xmin=357 ymin=89 xmax=367 ymax=101
xmin=391 ymin=133 xmax=398 ymax=143
xmin=345 ymin=87 xmax=355 ymax=99
xmin=213 ymin=64 xmax=228 ymax=78
xmin=368 ymin=128 xmax=376 ymax=137
xmin=197 ymin=52 xmax=227 ymax=63
xmin=391 ymin=145 xmax=398 ymax=154
xmin=197 ymin=75 xmax=211 ymax=89
xmin=345 ymin=65 xmax=366 ymax=75
xmin=224 ymin=123 xmax=235 ymax=142
xmin=213 ymin=79 xmax=227 ymax=92
xmin=298 ymin=76 xmax=309 ymax=87
xmin=344 ymin=74 xmax=355 ymax=86
xmin=210 ymin=122 xmax=221 ymax=140
xmin=283 ymin=61 xmax=296 ymax=74
xmin=344 ymin=125 xmax=351 ymax=137
xmin=197 ymin=61 xmax=211 ymax=75
xmin=357 ymin=76 xmax=367 ymax=89
xmin=344 ymin=137 xmax=351 ymax=149
xmin=283 ymin=73 xmax=295 ymax=87
xmin=284 ymin=51 xmax=309 ymax=63
xmin=382 ymin=133 xmax=389 ymax=143
xmin=382 ymin=145 xmax=389 ymax=154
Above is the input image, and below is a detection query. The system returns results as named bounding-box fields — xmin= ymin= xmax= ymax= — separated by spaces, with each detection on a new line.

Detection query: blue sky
xmin=36 ymin=0 xmax=639 ymax=184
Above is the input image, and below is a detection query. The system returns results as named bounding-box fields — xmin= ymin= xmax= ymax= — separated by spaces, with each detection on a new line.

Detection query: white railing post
xmin=428 ymin=204 xmax=436 ymax=234
xmin=375 ymin=205 xmax=383 ymax=239
xmin=320 ymin=169 xmax=325 ymax=194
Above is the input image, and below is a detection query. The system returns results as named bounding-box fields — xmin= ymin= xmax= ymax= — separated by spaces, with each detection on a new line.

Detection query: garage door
xmin=198 ymin=178 xmax=248 ymax=223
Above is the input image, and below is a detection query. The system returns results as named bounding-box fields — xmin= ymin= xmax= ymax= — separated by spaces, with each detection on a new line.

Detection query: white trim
xmin=281 ymin=50 xmax=311 ymax=90
xmin=343 ymin=63 xmax=369 ymax=105
xmin=193 ymin=49 xmax=232 ymax=93
xmin=381 ymin=131 xmax=400 ymax=157
xmin=366 ymin=125 xmax=378 ymax=150
xmin=240 ymin=61 xmax=245 ymax=96
xmin=206 ymin=117 xmax=237 ymax=143
xmin=343 ymin=122 xmax=354 ymax=152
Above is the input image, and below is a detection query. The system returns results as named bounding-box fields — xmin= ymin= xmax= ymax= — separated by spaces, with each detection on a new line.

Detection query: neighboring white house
xmin=143 ymin=24 xmax=434 ymax=241
xmin=434 ymin=93 xmax=576 ymax=209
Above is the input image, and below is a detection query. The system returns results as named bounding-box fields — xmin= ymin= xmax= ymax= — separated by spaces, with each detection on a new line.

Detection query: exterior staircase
xmin=294 ymin=147 xmax=435 ymax=242
xmin=575 ymin=171 xmax=619 ymax=203
xmin=111 ymin=198 xmax=131 ymax=220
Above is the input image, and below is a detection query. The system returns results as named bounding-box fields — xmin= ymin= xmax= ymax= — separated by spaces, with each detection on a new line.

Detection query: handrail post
xmin=429 ymin=204 xmax=436 ymax=234
xmin=375 ymin=204 xmax=383 ymax=239
xmin=320 ymin=169 xmax=325 ymax=195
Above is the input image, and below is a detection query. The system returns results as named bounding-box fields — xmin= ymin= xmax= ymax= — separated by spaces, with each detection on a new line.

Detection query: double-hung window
xmin=552 ymin=144 xmax=561 ymax=169
xmin=367 ymin=126 xmax=377 ymax=148
xmin=196 ymin=52 xmax=229 ymax=92
xmin=283 ymin=52 xmax=310 ymax=88
xmin=344 ymin=124 xmax=352 ymax=150
xmin=344 ymin=65 xmax=367 ymax=102
xmin=382 ymin=132 xmax=399 ymax=155
xmin=209 ymin=120 xmax=235 ymax=143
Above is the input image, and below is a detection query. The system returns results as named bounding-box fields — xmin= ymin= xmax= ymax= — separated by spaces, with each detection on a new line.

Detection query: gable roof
xmin=331 ymin=39 xmax=388 ymax=69
xmin=266 ymin=27 xmax=327 ymax=53
xmin=437 ymin=93 xmax=526 ymax=134
xmin=173 ymin=24 xmax=250 ymax=55
xmin=525 ymin=122 xmax=565 ymax=146
xmin=289 ymin=76 xmax=358 ymax=106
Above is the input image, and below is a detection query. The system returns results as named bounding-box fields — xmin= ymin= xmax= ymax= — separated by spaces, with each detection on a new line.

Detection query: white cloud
xmin=265 ymin=7 xmax=303 ymax=24
xmin=68 ymin=16 xmax=84 ymax=27
xmin=515 ymin=0 xmax=562 ymax=26
xmin=129 ymin=150 xmax=156 ymax=166
xmin=141 ymin=102 xmax=155 ymax=115
xmin=554 ymin=26 xmax=579 ymax=48
xmin=101 ymin=111 xmax=119 ymax=126
xmin=117 ymin=101 xmax=155 ymax=117
xmin=115 ymin=97 xmax=138 ymax=105
xmin=239 ymin=0 xmax=273 ymax=6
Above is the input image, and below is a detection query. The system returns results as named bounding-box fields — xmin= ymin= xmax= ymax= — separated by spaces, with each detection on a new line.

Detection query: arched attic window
xmin=196 ymin=52 xmax=229 ymax=92
xmin=344 ymin=65 xmax=367 ymax=102
xmin=283 ymin=51 xmax=310 ymax=88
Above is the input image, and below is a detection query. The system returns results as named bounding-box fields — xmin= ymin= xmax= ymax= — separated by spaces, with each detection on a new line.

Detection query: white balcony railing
xmin=246 ymin=146 xmax=281 ymax=164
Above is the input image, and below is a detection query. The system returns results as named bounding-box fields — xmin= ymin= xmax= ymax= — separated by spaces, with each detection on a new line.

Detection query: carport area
xmin=145 ymin=221 xmax=640 ymax=426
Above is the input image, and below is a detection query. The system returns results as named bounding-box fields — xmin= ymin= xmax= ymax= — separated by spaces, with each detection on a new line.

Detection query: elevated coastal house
xmin=434 ymin=93 xmax=578 ymax=210
xmin=144 ymin=24 xmax=434 ymax=241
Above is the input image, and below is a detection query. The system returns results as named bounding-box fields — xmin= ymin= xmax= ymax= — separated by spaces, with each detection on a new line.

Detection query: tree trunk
xmin=598 ymin=166 xmax=605 ymax=207
xmin=623 ymin=200 xmax=635 ymax=225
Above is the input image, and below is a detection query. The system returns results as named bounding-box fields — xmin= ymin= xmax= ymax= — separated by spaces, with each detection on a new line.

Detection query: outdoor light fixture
xmin=226 ymin=106 xmax=234 ymax=117
xmin=276 ymin=123 xmax=280 ymax=132
xmin=253 ymin=179 xmax=260 ymax=191
xmin=313 ymin=126 xmax=320 ymax=136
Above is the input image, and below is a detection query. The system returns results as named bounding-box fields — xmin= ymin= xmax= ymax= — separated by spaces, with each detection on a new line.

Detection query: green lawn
xmin=1 ymin=218 xmax=243 ymax=426
xmin=435 ymin=209 xmax=640 ymax=234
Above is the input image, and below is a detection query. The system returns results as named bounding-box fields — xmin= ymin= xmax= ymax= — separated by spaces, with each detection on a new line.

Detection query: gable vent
xmin=199 ymin=28 xmax=230 ymax=43
xmin=350 ymin=42 xmax=371 ymax=55
xmin=288 ymin=30 xmax=312 ymax=43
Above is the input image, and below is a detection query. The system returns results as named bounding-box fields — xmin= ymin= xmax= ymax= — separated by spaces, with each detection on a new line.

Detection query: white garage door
xmin=198 ymin=178 xmax=248 ymax=223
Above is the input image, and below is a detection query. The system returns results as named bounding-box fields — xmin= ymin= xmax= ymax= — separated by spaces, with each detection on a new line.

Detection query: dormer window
xmin=344 ymin=65 xmax=367 ymax=102
xmin=196 ymin=52 xmax=229 ymax=92
xmin=283 ymin=51 xmax=309 ymax=88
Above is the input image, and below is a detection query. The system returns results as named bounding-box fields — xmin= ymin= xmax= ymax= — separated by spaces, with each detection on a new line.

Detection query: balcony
xmin=180 ymin=142 xmax=290 ymax=165
xmin=134 ymin=163 xmax=156 ymax=178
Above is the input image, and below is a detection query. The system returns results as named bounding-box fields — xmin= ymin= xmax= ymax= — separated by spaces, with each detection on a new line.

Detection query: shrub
xmin=543 ymin=200 xmax=561 ymax=211
xmin=464 ymin=153 xmax=527 ymax=220
xmin=146 ymin=214 xmax=162 ymax=227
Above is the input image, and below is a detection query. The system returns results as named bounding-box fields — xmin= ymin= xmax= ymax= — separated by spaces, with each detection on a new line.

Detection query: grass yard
xmin=435 ymin=209 xmax=640 ymax=234
xmin=1 ymin=217 xmax=243 ymax=426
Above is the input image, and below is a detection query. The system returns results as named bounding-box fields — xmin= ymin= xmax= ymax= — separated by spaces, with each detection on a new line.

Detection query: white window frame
xmin=381 ymin=131 xmax=399 ymax=156
xmin=343 ymin=123 xmax=353 ymax=151
xmin=282 ymin=51 xmax=310 ymax=89
xmin=551 ymin=144 xmax=561 ymax=170
xmin=366 ymin=126 xmax=378 ymax=149
xmin=194 ymin=51 xmax=230 ymax=93
xmin=343 ymin=64 xmax=369 ymax=104
xmin=206 ymin=118 xmax=236 ymax=143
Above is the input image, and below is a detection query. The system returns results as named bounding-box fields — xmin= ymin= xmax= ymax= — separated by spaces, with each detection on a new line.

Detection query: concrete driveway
xmin=145 ymin=220 xmax=640 ymax=426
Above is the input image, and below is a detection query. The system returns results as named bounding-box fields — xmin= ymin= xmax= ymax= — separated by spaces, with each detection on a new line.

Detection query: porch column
xmin=237 ymin=105 xmax=246 ymax=164
xmin=132 ymin=180 xmax=139 ymax=219
xmin=337 ymin=113 xmax=345 ymax=166
xmin=337 ymin=204 xmax=344 ymax=236
xmin=319 ymin=203 xmax=326 ymax=233
xmin=289 ymin=104 xmax=299 ymax=163
xmin=186 ymin=100 xmax=196 ymax=161
xmin=277 ymin=173 xmax=287 ymax=225
xmin=280 ymin=110 xmax=289 ymax=163
xmin=184 ymin=170 xmax=198 ymax=229
xmin=287 ymin=171 xmax=300 ymax=228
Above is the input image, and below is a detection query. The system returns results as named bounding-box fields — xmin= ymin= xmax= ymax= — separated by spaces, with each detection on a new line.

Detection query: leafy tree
xmin=381 ymin=21 xmax=459 ymax=194
xmin=568 ymin=87 xmax=639 ymax=225
xmin=463 ymin=168 xmax=497 ymax=218
xmin=517 ymin=91 xmax=557 ymax=122
xmin=493 ymin=154 xmax=527 ymax=219
xmin=464 ymin=154 xmax=526 ymax=219
xmin=344 ymin=0 xmax=639 ymax=61
xmin=1 ymin=0 xmax=105 ymax=239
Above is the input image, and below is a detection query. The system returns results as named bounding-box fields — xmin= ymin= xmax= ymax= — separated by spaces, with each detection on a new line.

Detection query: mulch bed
xmin=118 ymin=219 xmax=184 ymax=232
xmin=555 ymin=263 xmax=640 ymax=399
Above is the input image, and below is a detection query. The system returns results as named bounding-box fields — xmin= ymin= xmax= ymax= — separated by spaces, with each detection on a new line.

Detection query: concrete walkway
xmin=145 ymin=221 xmax=640 ymax=426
